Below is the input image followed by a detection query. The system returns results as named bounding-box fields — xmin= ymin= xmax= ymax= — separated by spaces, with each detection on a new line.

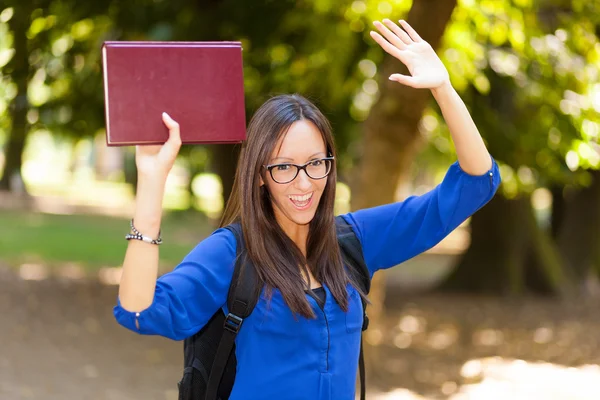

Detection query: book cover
xmin=102 ymin=41 xmax=246 ymax=146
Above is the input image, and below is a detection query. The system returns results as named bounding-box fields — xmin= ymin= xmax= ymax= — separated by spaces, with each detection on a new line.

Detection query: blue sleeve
xmin=342 ymin=158 xmax=501 ymax=276
xmin=113 ymin=227 xmax=237 ymax=341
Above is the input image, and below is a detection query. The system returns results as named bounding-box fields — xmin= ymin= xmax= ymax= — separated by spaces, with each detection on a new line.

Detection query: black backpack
xmin=177 ymin=215 xmax=371 ymax=400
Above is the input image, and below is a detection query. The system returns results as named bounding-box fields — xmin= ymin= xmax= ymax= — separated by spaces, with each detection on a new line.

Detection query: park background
xmin=1 ymin=0 xmax=600 ymax=399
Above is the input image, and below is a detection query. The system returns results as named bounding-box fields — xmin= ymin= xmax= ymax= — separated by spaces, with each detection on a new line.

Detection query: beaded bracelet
xmin=125 ymin=219 xmax=163 ymax=245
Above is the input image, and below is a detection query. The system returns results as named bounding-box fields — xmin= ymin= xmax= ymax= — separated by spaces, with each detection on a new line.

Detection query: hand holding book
xmin=130 ymin=112 xmax=182 ymax=235
xmin=136 ymin=112 xmax=182 ymax=181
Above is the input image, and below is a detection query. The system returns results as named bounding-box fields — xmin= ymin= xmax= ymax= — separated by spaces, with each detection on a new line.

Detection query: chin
xmin=292 ymin=214 xmax=315 ymax=226
xmin=281 ymin=208 xmax=317 ymax=226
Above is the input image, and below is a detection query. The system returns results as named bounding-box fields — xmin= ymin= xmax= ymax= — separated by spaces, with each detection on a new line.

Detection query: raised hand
xmin=135 ymin=112 xmax=182 ymax=180
xmin=370 ymin=19 xmax=450 ymax=90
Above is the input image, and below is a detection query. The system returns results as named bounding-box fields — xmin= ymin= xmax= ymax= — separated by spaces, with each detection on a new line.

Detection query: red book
xmin=102 ymin=41 xmax=246 ymax=146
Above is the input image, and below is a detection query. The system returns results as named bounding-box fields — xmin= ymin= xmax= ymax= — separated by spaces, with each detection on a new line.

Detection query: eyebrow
xmin=270 ymin=152 xmax=326 ymax=163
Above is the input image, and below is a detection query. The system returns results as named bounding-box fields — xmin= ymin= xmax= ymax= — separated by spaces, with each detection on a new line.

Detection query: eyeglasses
xmin=264 ymin=157 xmax=334 ymax=184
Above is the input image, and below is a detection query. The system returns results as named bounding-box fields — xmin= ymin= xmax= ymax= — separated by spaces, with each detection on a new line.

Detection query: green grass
xmin=0 ymin=209 xmax=215 ymax=271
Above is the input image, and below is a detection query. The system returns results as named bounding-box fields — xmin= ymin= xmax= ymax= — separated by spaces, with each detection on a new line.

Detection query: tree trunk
xmin=350 ymin=0 xmax=457 ymax=387
xmin=550 ymin=184 xmax=566 ymax=237
xmin=0 ymin=4 xmax=31 ymax=192
xmin=439 ymin=195 xmax=529 ymax=293
xmin=438 ymin=195 xmax=574 ymax=295
xmin=594 ymin=239 xmax=600 ymax=278
xmin=123 ymin=149 xmax=138 ymax=195
xmin=555 ymin=171 xmax=600 ymax=283
xmin=209 ymin=144 xmax=240 ymax=207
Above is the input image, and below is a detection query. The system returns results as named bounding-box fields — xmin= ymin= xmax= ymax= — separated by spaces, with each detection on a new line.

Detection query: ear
xmin=259 ymin=175 xmax=264 ymax=186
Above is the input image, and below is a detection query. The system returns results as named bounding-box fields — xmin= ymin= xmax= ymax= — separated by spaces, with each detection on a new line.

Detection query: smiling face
xmin=261 ymin=119 xmax=329 ymax=232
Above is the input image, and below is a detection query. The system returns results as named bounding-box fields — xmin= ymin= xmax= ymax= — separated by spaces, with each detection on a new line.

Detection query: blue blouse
xmin=114 ymin=159 xmax=501 ymax=400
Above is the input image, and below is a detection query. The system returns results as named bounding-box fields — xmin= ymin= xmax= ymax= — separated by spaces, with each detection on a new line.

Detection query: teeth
xmin=289 ymin=193 xmax=313 ymax=202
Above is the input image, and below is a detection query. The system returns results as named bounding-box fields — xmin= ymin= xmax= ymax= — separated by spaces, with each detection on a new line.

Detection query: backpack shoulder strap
xmin=224 ymin=221 xmax=262 ymax=317
xmin=335 ymin=215 xmax=370 ymax=295
xmin=335 ymin=215 xmax=370 ymax=400
xmin=205 ymin=222 xmax=262 ymax=400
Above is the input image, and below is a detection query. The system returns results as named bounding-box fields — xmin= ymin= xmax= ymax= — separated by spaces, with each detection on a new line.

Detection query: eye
xmin=309 ymin=159 xmax=323 ymax=167
xmin=275 ymin=164 xmax=292 ymax=171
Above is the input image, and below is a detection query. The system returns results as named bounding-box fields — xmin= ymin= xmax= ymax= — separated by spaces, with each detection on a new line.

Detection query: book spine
xmin=102 ymin=45 xmax=112 ymax=145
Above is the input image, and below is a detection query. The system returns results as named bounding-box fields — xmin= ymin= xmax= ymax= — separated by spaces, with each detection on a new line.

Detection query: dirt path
xmin=3 ymin=264 xmax=600 ymax=400
xmin=1 ymin=266 xmax=181 ymax=400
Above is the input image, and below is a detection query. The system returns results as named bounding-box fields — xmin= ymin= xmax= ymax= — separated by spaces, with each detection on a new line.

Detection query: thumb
xmin=389 ymin=73 xmax=417 ymax=87
xmin=162 ymin=112 xmax=182 ymax=145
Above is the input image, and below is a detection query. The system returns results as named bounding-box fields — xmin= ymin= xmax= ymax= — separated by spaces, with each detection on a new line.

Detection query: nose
xmin=294 ymin=168 xmax=312 ymax=191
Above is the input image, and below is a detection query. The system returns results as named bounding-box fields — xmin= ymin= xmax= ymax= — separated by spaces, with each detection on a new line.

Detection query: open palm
xmin=370 ymin=19 xmax=450 ymax=89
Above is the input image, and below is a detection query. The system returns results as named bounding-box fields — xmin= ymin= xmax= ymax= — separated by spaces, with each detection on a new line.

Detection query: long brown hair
xmin=220 ymin=94 xmax=356 ymax=318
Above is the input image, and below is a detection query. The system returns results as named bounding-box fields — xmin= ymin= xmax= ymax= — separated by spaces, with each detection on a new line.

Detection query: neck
xmin=275 ymin=216 xmax=310 ymax=255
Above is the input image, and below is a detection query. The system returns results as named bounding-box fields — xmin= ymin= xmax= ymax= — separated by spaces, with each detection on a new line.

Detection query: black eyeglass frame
xmin=263 ymin=156 xmax=335 ymax=184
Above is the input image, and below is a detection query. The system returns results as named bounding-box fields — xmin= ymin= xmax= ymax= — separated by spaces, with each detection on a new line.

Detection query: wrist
xmin=131 ymin=214 xmax=162 ymax=237
xmin=431 ymin=80 xmax=454 ymax=99
xmin=136 ymin=176 xmax=167 ymax=201
xmin=127 ymin=218 xmax=163 ymax=245
xmin=133 ymin=180 xmax=166 ymax=234
xmin=137 ymin=171 xmax=168 ymax=188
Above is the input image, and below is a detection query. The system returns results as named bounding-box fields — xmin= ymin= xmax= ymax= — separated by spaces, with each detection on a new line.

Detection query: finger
xmin=398 ymin=20 xmax=423 ymax=42
xmin=369 ymin=31 xmax=407 ymax=62
xmin=162 ymin=112 xmax=182 ymax=146
xmin=389 ymin=73 xmax=419 ymax=87
xmin=382 ymin=19 xmax=412 ymax=45
xmin=373 ymin=20 xmax=407 ymax=50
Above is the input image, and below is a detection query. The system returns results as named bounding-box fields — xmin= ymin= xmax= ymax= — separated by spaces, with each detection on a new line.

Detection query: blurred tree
xmin=428 ymin=0 xmax=600 ymax=294
xmin=553 ymin=171 xmax=600 ymax=285
xmin=0 ymin=1 xmax=34 ymax=191
xmin=0 ymin=0 xmax=113 ymax=191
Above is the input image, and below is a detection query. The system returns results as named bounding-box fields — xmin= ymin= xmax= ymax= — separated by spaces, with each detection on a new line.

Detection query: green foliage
xmin=0 ymin=1 xmax=113 ymax=143
xmin=420 ymin=0 xmax=600 ymax=197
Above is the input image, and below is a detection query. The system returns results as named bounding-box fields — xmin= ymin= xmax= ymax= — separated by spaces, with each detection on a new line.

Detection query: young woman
xmin=114 ymin=20 xmax=500 ymax=399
